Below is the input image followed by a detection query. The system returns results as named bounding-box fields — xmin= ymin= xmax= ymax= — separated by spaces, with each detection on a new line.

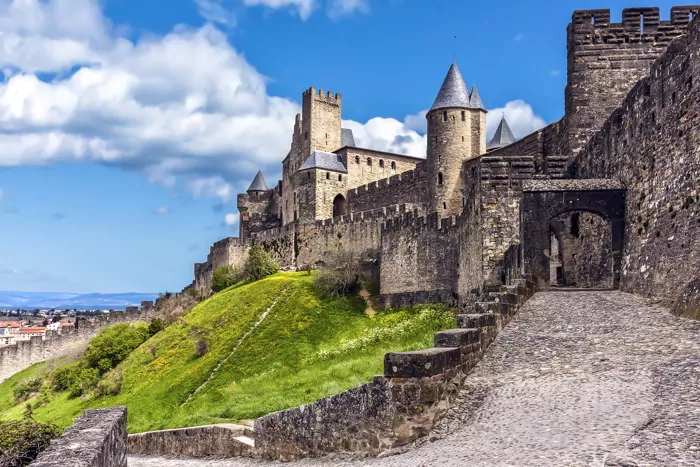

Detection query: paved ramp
xmin=130 ymin=291 xmax=700 ymax=466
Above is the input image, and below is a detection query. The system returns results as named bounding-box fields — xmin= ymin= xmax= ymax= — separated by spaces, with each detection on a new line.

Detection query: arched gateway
xmin=332 ymin=194 xmax=347 ymax=218
xmin=520 ymin=179 xmax=626 ymax=290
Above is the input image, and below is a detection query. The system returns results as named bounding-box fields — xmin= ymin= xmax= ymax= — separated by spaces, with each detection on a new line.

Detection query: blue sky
xmin=0 ymin=0 xmax=690 ymax=293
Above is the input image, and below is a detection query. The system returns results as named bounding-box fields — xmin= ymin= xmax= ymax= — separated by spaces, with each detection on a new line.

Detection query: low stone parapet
xmin=128 ymin=424 xmax=255 ymax=458
xmin=30 ymin=407 xmax=127 ymax=467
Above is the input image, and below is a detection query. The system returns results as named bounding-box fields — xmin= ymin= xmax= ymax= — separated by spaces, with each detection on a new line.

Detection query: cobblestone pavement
xmin=130 ymin=291 xmax=700 ymax=467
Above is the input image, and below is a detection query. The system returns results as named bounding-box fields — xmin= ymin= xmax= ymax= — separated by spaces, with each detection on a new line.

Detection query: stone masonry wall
xmin=457 ymin=162 xmax=485 ymax=312
xmin=565 ymin=6 xmax=700 ymax=158
xmin=0 ymin=306 xmax=156 ymax=383
xmin=194 ymin=237 xmax=251 ymax=294
xmin=346 ymin=164 xmax=428 ymax=213
xmin=30 ymin=407 xmax=127 ymax=467
xmin=379 ymin=212 xmax=460 ymax=308
xmin=572 ymin=13 xmax=700 ymax=318
xmin=338 ymin=147 xmax=421 ymax=191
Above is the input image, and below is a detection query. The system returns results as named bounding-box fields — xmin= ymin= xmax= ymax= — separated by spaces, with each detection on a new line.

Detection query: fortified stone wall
xmin=457 ymin=165 xmax=485 ymax=312
xmin=237 ymin=188 xmax=281 ymax=239
xmin=346 ymin=164 xmax=428 ymax=213
xmin=379 ymin=212 xmax=460 ymax=308
xmin=194 ymin=237 xmax=251 ymax=294
xmin=572 ymin=13 xmax=700 ymax=318
xmin=565 ymin=6 xmax=700 ymax=157
xmin=0 ymin=305 xmax=156 ymax=383
xmin=337 ymin=147 xmax=421 ymax=190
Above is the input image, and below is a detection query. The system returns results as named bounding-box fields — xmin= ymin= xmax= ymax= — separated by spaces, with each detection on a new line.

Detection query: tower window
xmin=462 ymin=136 xmax=465 ymax=142
xmin=443 ymin=202 xmax=447 ymax=210
xmin=438 ymin=172 xmax=444 ymax=185
xmin=379 ymin=159 xmax=385 ymax=168
xmin=367 ymin=158 xmax=372 ymax=166
xmin=326 ymin=172 xmax=330 ymax=179
xmin=434 ymin=135 xmax=438 ymax=143
xmin=461 ymin=111 xmax=466 ymax=121
xmin=338 ymin=174 xmax=342 ymax=181
xmin=391 ymin=161 xmax=396 ymax=170
xmin=443 ymin=111 xmax=448 ymax=122
xmin=308 ymin=172 xmax=311 ymax=179
xmin=355 ymin=155 xmax=360 ymax=164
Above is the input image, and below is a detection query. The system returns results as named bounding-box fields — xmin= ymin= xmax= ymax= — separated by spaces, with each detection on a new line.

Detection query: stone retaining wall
xmin=128 ymin=424 xmax=254 ymax=458
xmin=253 ymin=275 xmax=535 ymax=461
xmin=30 ymin=407 xmax=127 ymax=467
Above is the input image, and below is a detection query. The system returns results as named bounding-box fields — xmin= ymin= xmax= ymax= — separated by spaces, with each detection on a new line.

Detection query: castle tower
xmin=247 ymin=170 xmax=269 ymax=194
xmin=426 ymin=61 xmax=487 ymax=216
xmin=301 ymin=87 xmax=342 ymax=158
xmin=487 ymin=116 xmax=516 ymax=151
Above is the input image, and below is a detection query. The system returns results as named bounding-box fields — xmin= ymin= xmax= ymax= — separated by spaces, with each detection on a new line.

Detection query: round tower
xmin=426 ymin=61 xmax=487 ymax=217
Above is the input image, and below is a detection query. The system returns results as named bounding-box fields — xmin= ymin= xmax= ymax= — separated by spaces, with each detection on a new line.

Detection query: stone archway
xmin=520 ymin=179 xmax=625 ymax=290
xmin=333 ymin=194 xmax=347 ymax=218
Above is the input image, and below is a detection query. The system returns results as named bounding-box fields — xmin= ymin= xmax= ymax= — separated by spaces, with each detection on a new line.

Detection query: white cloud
xmin=0 ymin=0 xmax=299 ymax=201
xmin=327 ymin=0 xmax=368 ymax=19
xmin=195 ymin=0 xmax=237 ymax=26
xmin=244 ymin=0 xmax=315 ymax=19
xmin=195 ymin=0 xmax=316 ymax=24
xmin=514 ymin=33 xmax=525 ymax=42
xmin=224 ymin=212 xmax=239 ymax=225
xmin=154 ymin=206 xmax=169 ymax=215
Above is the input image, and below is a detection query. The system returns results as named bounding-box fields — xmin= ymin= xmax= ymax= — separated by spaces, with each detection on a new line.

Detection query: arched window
xmin=438 ymin=172 xmax=444 ymax=185
xmin=333 ymin=194 xmax=347 ymax=218
xmin=461 ymin=111 xmax=466 ymax=121
xmin=355 ymin=156 xmax=360 ymax=164
xmin=391 ymin=161 xmax=396 ymax=170
xmin=379 ymin=159 xmax=385 ymax=168
xmin=367 ymin=158 xmax=372 ymax=166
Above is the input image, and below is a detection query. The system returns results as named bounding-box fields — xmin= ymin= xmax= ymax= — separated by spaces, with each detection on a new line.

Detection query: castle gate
xmin=520 ymin=179 xmax=626 ymax=290
xmin=332 ymin=194 xmax=347 ymax=218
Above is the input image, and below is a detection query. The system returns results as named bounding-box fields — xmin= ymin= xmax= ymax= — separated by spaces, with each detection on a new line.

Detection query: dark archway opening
xmin=549 ymin=211 xmax=613 ymax=288
xmin=333 ymin=194 xmax=347 ymax=218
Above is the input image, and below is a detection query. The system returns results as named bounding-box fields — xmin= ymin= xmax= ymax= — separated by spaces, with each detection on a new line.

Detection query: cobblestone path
xmin=130 ymin=291 xmax=700 ymax=467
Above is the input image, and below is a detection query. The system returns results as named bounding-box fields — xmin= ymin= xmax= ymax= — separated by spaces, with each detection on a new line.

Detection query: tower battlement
xmin=302 ymin=87 xmax=342 ymax=102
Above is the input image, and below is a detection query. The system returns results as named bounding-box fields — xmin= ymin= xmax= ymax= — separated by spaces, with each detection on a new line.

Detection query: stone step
xmin=456 ymin=313 xmax=496 ymax=328
xmin=384 ymin=347 xmax=461 ymax=378
xmin=434 ymin=328 xmax=480 ymax=348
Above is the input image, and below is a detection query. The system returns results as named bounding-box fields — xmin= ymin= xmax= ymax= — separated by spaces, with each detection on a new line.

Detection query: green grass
xmin=0 ymin=272 xmax=455 ymax=433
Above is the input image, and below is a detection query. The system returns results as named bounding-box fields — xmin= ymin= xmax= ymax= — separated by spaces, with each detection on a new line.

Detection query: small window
xmin=434 ymin=135 xmax=438 ymax=143
xmin=438 ymin=172 xmax=444 ymax=185
xmin=462 ymin=136 xmax=465 ymax=142
xmin=338 ymin=174 xmax=342 ymax=181
xmin=443 ymin=111 xmax=448 ymax=122
xmin=367 ymin=158 xmax=372 ymax=166
xmin=443 ymin=202 xmax=447 ymax=210
xmin=308 ymin=172 xmax=311 ymax=179
xmin=391 ymin=161 xmax=396 ymax=170
xmin=304 ymin=131 xmax=308 ymax=140
xmin=379 ymin=159 xmax=385 ymax=168
xmin=326 ymin=172 xmax=330 ymax=179
xmin=672 ymin=92 xmax=676 ymax=104
xmin=461 ymin=111 xmax=466 ymax=121
xmin=355 ymin=156 xmax=360 ymax=164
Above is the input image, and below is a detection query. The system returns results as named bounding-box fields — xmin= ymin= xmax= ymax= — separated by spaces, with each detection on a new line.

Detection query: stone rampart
xmin=346 ymin=165 xmax=428 ymax=213
xmin=379 ymin=211 xmax=460 ymax=308
xmin=30 ymin=407 xmax=127 ymax=467
xmin=0 ymin=307 xmax=156 ymax=383
xmin=572 ymin=12 xmax=700 ymax=317
xmin=254 ymin=276 xmax=536 ymax=461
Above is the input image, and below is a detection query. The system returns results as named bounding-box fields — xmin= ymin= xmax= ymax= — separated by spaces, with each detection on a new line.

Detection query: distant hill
xmin=0 ymin=291 xmax=159 ymax=310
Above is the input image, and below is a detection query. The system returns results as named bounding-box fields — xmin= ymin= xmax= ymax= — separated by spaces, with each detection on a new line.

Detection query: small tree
xmin=148 ymin=318 xmax=166 ymax=336
xmin=314 ymin=247 xmax=362 ymax=298
xmin=194 ymin=339 xmax=209 ymax=357
xmin=212 ymin=265 xmax=242 ymax=293
xmin=244 ymin=245 xmax=279 ymax=282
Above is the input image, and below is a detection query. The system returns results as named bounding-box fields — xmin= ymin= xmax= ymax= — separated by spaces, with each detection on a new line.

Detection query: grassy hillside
xmin=0 ymin=272 xmax=454 ymax=433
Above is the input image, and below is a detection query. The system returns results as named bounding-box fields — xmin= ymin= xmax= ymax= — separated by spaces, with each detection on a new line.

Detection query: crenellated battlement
xmin=303 ymin=87 xmax=342 ymax=102
xmin=382 ymin=210 xmax=462 ymax=234
xmin=569 ymin=6 xmax=699 ymax=46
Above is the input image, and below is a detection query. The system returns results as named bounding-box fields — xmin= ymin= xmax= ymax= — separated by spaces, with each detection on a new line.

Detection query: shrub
xmin=148 ymin=318 xmax=166 ymax=336
xmin=96 ymin=371 xmax=123 ymax=397
xmin=0 ymin=419 xmax=61 ymax=467
xmin=50 ymin=363 xmax=81 ymax=392
xmin=314 ymin=247 xmax=361 ymax=298
xmin=68 ymin=368 xmax=100 ymax=398
xmin=84 ymin=323 xmax=150 ymax=372
xmin=194 ymin=339 xmax=209 ymax=357
xmin=244 ymin=245 xmax=279 ymax=282
xmin=12 ymin=378 xmax=43 ymax=404
xmin=212 ymin=265 xmax=243 ymax=293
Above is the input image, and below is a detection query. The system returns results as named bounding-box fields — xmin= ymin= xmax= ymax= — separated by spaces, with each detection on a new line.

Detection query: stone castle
xmin=193 ymin=5 xmax=700 ymax=319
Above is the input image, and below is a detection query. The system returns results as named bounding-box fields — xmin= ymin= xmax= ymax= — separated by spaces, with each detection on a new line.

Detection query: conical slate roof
xmin=247 ymin=170 xmax=269 ymax=192
xmin=487 ymin=116 xmax=517 ymax=150
xmin=469 ymin=86 xmax=485 ymax=111
xmin=430 ymin=61 xmax=471 ymax=111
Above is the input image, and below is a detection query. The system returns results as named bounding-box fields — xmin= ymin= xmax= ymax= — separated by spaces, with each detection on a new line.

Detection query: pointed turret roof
xmin=430 ymin=61 xmax=471 ymax=111
xmin=469 ymin=86 xmax=485 ymax=111
xmin=247 ymin=170 xmax=269 ymax=192
xmin=487 ymin=116 xmax=517 ymax=150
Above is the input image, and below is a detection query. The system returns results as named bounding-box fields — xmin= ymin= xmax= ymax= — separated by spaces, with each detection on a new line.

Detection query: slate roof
xmin=299 ymin=151 xmax=348 ymax=173
xmin=341 ymin=128 xmax=356 ymax=147
xmin=247 ymin=170 xmax=269 ymax=192
xmin=430 ymin=61 xmax=472 ymax=111
xmin=487 ymin=116 xmax=517 ymax=150
xmin=470 ymin=86 xmax=485 ymax=111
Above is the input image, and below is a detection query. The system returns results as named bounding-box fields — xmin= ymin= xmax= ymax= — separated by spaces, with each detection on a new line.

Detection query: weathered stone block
xmin=384 ymin=347 xmax=461 ymax=378
xmin=434 ymin=328 xmax=480 ymax=348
